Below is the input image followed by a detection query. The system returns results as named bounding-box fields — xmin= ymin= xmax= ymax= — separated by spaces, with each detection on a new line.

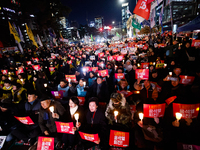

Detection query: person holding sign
xmin=62 ymin=96 xmax=84 ymax=149
xmin=76 ymin=78 xmax=87 ymax=97
xmin=57 ymin=79 xmax=70 ymax=99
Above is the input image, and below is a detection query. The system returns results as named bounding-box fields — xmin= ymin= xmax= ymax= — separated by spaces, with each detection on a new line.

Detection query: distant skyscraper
xmin=122 ymin=3 xmax=130 ymax=29
xmin=95 ymin=16 xmax=104 ymax=29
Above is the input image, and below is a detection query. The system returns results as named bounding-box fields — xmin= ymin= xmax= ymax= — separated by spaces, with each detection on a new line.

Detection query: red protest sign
xmin=55 ymin=121 xmax=74 ymax=134
xmin=98 ymin=69 xmax=108 ymax=77
xmin=49 ymin=67 xmax=55 ymax=72
xmin=158 ymin=44 xmax=165 ymax=48
xmin=135 ymin=69 xmax=149 ymax=80
xmin=107 ymin=56 xmax=114 ymax=61
xmin=173 ymin=103 xmax=200 ymax=119
xmin=77 ymin=97 xmax=85 ymax=106
xmin=32 ymin=65 xmax=41 ymax=71
xmin=26 ymin=61 xmax=32 ymax=65
xmin=179 ymin=75 xmax=195 ymax=85
xmin=143 ymin=45 xmax=148 ymax=50
xmin=65 ymin=75 xmax=77 ymax=82
xmin=37 ymin=137 xmax=54 ymax=150
xmin=1 ymin=70 xmax=8 ymax=75
xmin=51 ymin=91 xmax=63 ymax=99
xmin=91 ymin=67 xmax=98 ymax=73
xmin=117 ymin=90 xmax=134 ymax=98
xmin=51 ymin=55 xmax=56 ymax=59
xmin=191 ymin=40 xmax=200 ymax=47
xmin=143 ymin=103 xmax=166 ymax=118
xmin=115 ymin=73 xmax=125 ymax=80
xmin=116 ymin=55 xmax=124 ymax=61
xmin=67 ymin=60 xmax=72 ymax=64
xmin=83 ymin=67 xmax=91 ymax=72
xmin=79 ymin=131 xmax=99 ymax=143
xmin=16 ymin=67 xmax=24 ymax=75
xmin=165 ymin=96 xmax=177 ymax=105
xmin=141 ymin=63 xmax=149 ymax=69
xmin=98 ymin=52 xmax=104 ymax=58
xmin=14 ymin=116 xmax=34 ymax=125
xmin=113 ymin=48 xmax=119 ymax=53
xmin=109 ymin=130 xmax=129 ymax=148
xmin=32 ymin=57 xmax=39 ymax=62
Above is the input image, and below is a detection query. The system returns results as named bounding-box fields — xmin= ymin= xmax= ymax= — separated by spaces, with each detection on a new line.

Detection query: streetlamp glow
xmin=112 ymin=21 xmax=115 ymax=24
xmin=119 ymin=0 xmax=125 ymax=2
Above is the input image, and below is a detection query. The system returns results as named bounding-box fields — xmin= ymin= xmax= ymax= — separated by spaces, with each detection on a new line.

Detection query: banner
xmin=14 ymin=116 xmax=34 ymax=125
xmin=173 ymin=103 xmax=200 ymax=119
xmin=26 ymin=61 xmax=32 ymax=65
xmin=113 ymin=48 xmax=119 ymax=53
xmin=59 ymin=38 xmax=68 ymax=43
xmin=165 ymin=96 xmax=177 ymax=105
xmin=177 ymin=143 xmax=200 ymax=150
xmin=121 ymin=49 xmax=128 ymax=55
xmin=8 ymin=22 xmax=20 ymax=43
xmin=26 ymin=24 xmax=38 ymax=48
xmin=77 ymin=97 xmax=85 ymax=106
xmin=98 ymin=69 xmax=108 ymax=77
xmin=143 ymin=103 xmax=166 ymax=118
xmin=109 ymin=130 xmax=129 ymax=148
xmin=51 ymin=91 xmax=63 ymax=99
xmin=98 ymin=52 xmax=104 ymax=58
xmin=115 ymin=73 xmax=125 ymax=80
xmin=91 ymin=67 xmax=98 ymax=73
xmin=55 ymin=121 xmax=74 ymax=134
xmin=116 ymin=55 xmax=124 ymax=61
xmin=32 ymin=65 xmax=41 ymax=71
xmin=0 ymin=46 xmax=18 ymax=52
xmin=135 ymin=69 xmax=149 ymax=80
xmin=16 ymin=67 xmax=24 ymax=75
xmin=108 ymin=56 xmax=114 ymax=61
xmin=156 ymin=63 xmax=165 ymax=69
xmin=79 ymin=132 xmax=99 ymax=143
xmin=141 ymin=63 xmax=149 ymax=69
xmin=0 ymin=136 xmax=6 ymax=149
xmin=191 ymin=40 xmax=200 ymax=47
xmin=1 ymin=70 xmax=8 ymax=75
xmin=65 ymin=75 xmax=77 ymax=82
xmin=37 ymin=137 xmax=54 ymax=150
xmin=51 ymin=55 xmax=56 ymax=59
xmin=179 ymin=75 xmax=195 ymax=85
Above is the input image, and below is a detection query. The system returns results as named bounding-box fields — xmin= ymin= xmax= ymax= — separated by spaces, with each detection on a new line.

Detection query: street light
xmin=112 ymin=21 xmax=115 ymax=24
xmin=119 ymin=0 xmax=125 ymax=2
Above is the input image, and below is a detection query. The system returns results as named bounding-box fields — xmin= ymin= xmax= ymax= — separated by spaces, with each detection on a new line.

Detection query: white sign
xmin=0 ymin=136 xmax=6 ymax=149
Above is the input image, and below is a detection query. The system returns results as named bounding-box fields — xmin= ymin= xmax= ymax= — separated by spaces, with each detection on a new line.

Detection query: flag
xmin=37 ymin=34 xmax=43 ymax=47
xmin=133 ymin=0 xmax=151 ymax=20
xmin=8 ymin=22 xmax=21 ymax=43
xmin=91 ymin=34 xmax=93 ymax=42
xmin=116 ymin=32 xmax=120 ymax=37
xmin=25 ymin=24 xmax=38 ymax=48
xmin=132 ymin=18 xmax=141 ymax=30
xmin=147 ymin=0 xmax=154 ymax=4
xmin=18 ymin=26 xmax=25 ymax=43
xmin=77 ymin=30 xmax=80 ymax=39
xmin=150 ymin=9 xmax=155 ymax=28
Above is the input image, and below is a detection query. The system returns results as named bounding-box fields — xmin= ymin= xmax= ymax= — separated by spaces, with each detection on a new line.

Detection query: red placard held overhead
xmin=116 ymin=55 xmax=124 ymax=61
xmin=109 ymin=130 xmax=129 ymax=148
xmin=173 ymin=103 xmax=200 ymax=119
xmin=108 ymin=56 xmax=114 ymax=61
xmin=135 ymin=69 xmax=149 ymax=80
xmin=179 ymin=75 xmax=195 ymax=85
xmin=26 ymin=61 xmax=32 ymax=65
xmin=91 ymin=67 xmax=98 ymax=73
xmin=1 ymin=70 xmax=8 ymax=75
xmin=98 ymin=69 xmax=108 ymax=77
xmin=55 ymin=121 xmax=74 ymax=134
xmin=165 ymin=96 xmax=177 ymax=105
xmin=37 ymin=137 xmax=54 ymax=150
xmin=115 ymin=73 xmax=125 ymax=80
xmin=65 ymin=75 xmax=77 ymax=82
xmin=32 ymin=65 xmax=41 ymax=71
xmin=191 ymin=40 xmax=200 ymax=47
xmin=14 ymin=116 xmax=34 ymax=125
xmin=143 ymin=104 xmax=166 ymax=118
xmin=79 ymin=131 xmax=99 ymax=143
xmin=98 ymin=52 xmax=104 ymax=58
xmin=141 ymin=63 xmax=149 ymax=69
xmin=82 ymin=67 xmax=91 ymax=72
xmin=77 ymin=97 xmax=85 ymax=106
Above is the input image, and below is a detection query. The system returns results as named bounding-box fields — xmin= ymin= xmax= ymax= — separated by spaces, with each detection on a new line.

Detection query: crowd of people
xmin=0 ymin=32 xmax=200 ymax=150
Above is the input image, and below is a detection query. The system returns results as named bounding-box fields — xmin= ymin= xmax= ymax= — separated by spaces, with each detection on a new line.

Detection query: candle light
xmin=185 ymin=76 xmax=187 ymax=79
xmin=137 ymin=63 xmax=140 ymax=67
xmin=74 ymin=113 xmax=79 ymax=124
xmin=83 ymin=82 xmax=86 ymax=87
xmin=49 ymin=106 xmax=54 ymax=113
xmin=175 ymin=113 xmax=182 ymax=121
xmin=169 ymin=72 xmax=172 ymax=76
xmin=44 ymin=83 xmax=47 ymax=88
xmin=20 ymin=79 xmax=23 ymax=82
xmin=135 ymin=91 xmax=140 ymax=94
xmin=68 ymin=79 xmax=71 ymax=83
xmin=114 ymin=111 xmax=119 ymax=123
xmin=153 ymin=62 xmax=156 ymax=66
xmin=9 ymin=77 xmax=11 ymax=80
xmin=139 ymin=113 xmax=144 ymax=122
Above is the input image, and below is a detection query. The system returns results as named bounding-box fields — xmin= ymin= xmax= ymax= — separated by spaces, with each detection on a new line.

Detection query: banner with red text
xmin=65 ymin=75 xmax=77 ymax=82
xmin=109 ymin=130 xmax=129 ymax=148
xmin=14 ymin=116 xmax=34 ymax=125
xmin=135 ymin=69 xmax=149 ymax=80
xmin=79 ymin=132 xmax=99 ymax=143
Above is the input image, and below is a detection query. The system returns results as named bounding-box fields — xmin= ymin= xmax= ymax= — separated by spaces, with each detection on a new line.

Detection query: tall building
xmin=89 ymin=21 xmax=95 ymax=28
xmin=122 ymin=3 xmax=130 ymax=29
xmin=95 ymin=16 xmax=104 ymax=29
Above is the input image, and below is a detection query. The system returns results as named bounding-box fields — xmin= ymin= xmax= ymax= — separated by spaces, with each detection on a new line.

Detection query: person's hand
xmin=69 ymin=83 xmax=72 ymax=87
xmin=52 ymin=113 xmax=59 ymax=119
xmin=107 ymin=75 xmax=110 ymax=78
xmin=154 ymin=117 xmax=159 ymax=124
xmin=163 ymin=75 xmax=170 ymax=81
xmin=172 ymin=120 xmax=180 ymax=127
xmin=137 ymin=121 xmax=143 ymax=128
xmin=83 ymin=73 xmax=86 ymax=76
xmin=76 ymin=122 xmax=81 ymax=128
xmin=0 ymin=107 xmax=7 ymax=112
xmin=137 ymin=78 xmax=142 ymax=84
xmin=44 ymin=131 xmax=49 ymax=135
xmin=185 ymin=118 xmax=192 ymax=126
xmin=72 ymin=127 xmax=77 ymax=132
xmin=94 ymin=137 xmax=100 ymax=144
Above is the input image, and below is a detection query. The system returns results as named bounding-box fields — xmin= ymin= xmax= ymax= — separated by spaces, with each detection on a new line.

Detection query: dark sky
xmin=61 ymin=0 xmax=136 ymax=26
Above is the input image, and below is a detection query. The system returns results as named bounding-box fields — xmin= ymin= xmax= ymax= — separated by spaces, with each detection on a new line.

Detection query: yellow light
xmin=196 ymin=107 xmax=199 ymax=111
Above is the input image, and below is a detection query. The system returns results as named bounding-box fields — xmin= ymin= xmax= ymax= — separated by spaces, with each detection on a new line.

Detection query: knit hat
xmin=110 ymin=93 xmax=122 ymax=103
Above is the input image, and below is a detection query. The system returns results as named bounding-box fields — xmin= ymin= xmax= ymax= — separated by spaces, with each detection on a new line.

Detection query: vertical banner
xmin=37 ymin=137 xmax=54 ymax=150
xmin=109 ymin=130 xmax=129 ymax=148
xmin=135 ymin=69 xmax=149 ymax=80
xmin=55 ymin=121 xmax=74 ymax=134
xmin=79 ymin=132 xmax=99 ymax=143
xmin=143 ymin=104 xmax=166 ymax=118
xmin=173 ymin=103 xmax=200 ymax=119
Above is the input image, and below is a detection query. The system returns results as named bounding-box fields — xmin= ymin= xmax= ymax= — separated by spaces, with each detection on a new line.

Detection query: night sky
xmin=61 ymin=0 xmax=136 ymax=26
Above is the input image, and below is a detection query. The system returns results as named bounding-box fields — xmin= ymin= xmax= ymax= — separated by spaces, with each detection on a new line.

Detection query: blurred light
xmin=120 ymin=0 xmax=125 ymax=3
xmin=100 ymin=28 xmax=103 ymax=31
xmin=112 ymin=21 xmax=115 ymax=24
xmin=30 ymin=14 xmax=34 ymax=17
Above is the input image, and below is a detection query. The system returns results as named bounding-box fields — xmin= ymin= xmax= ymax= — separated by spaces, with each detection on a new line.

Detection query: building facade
xmin=95 ymin=16 xmax=104 ymax=29
xmin=122 ymin=3 xmax=130 ymax=29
